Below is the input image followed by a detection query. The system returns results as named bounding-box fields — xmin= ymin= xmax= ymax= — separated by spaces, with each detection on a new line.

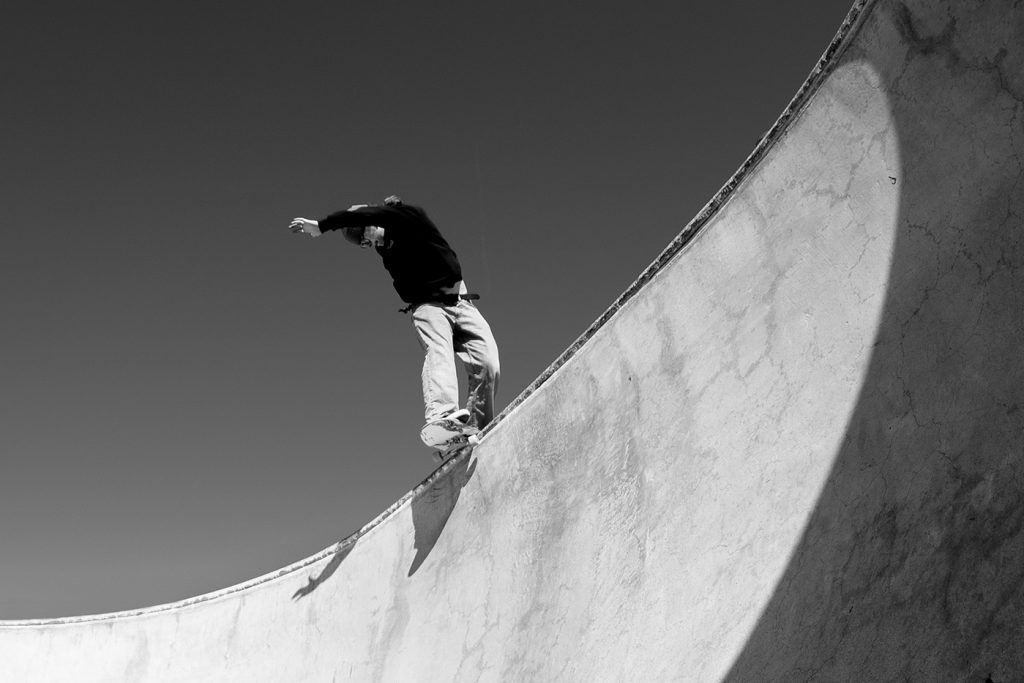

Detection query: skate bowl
xmin=2 ymin=0 xmax=1022 ymax=680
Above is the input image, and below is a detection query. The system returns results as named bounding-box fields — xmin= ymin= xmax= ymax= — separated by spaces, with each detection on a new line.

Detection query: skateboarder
xmin=289 ymin=196 xmax=499 ymax=453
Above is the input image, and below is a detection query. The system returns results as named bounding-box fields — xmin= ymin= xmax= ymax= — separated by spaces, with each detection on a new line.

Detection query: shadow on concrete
xmin=290 ymin=447 xmax=479 ymax=597
xmin=408 ymin=453 xmax=478 ymax=577
xmin=725 ymin=3 xmax=1024 ymax=681
xmin=291 ymin=539 xmax=358 ymax=601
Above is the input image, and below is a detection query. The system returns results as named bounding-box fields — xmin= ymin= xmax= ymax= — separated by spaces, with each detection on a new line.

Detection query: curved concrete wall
xmin=2 ymin=0 xmax=1021 ymax=680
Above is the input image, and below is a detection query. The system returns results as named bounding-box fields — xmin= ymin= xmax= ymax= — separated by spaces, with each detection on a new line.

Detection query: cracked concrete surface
xmin=0 ymin=0 xmax=1021 ymax=680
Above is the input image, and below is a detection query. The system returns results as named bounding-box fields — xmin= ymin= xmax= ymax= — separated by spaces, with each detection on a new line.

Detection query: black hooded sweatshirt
xmin=318 ymin=203 xmax=463 ymax=304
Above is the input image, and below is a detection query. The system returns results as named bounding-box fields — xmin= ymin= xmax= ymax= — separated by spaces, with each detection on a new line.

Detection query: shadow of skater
xmin=408 ymin=454 xmax=478 ymax=577
xmin=292 ymin=540 xmax=357 ymax=601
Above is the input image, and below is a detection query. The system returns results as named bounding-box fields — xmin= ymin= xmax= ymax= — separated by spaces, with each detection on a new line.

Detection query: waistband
xmin=398 ymin=293 xmax=480 ymax=314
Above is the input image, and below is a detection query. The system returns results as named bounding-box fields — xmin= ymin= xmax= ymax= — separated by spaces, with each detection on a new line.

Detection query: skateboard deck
xmin=430 ymin=432 xmax=481 ymax=464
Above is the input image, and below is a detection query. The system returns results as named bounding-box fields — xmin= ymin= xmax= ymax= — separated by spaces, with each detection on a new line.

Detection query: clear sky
xmin=1 ymin=0 xmax=855 ymax=619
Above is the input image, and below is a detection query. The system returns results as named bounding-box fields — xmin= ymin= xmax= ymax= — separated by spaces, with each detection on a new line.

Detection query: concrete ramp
xmin=2 ymin=0 xmax=1022 ymax=679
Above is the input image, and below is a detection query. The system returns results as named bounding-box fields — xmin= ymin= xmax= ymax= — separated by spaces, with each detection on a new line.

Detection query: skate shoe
xmin=420 ymin=409 xmax=477 ymax=449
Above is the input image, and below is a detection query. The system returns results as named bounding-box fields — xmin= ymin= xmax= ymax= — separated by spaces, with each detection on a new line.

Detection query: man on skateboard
xmin=289 ymin=196 xmax=499 ymax=456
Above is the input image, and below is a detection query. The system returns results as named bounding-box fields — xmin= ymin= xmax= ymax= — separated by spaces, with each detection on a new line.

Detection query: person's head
xmin=341 ymin=199 xmax=398 ymax=248
xmin=342 ymin=225 xmax=385 ymax=249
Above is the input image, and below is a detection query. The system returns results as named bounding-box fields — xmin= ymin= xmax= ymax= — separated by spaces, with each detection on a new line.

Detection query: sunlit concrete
xmin=1 ymin=0 xmax=1021 ymax=680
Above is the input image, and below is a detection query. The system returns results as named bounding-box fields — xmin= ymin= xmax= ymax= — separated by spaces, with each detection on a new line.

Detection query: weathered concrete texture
xmin=2 ymin=0 xmax=1022 ymax=680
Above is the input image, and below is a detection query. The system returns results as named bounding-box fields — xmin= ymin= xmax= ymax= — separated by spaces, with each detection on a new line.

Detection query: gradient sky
xmin=1 ymin=0 xmax=854 ymax=618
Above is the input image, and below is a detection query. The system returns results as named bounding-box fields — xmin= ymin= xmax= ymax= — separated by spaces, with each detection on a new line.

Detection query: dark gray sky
xmin=1 ymin=0 xmax=855 ymax=618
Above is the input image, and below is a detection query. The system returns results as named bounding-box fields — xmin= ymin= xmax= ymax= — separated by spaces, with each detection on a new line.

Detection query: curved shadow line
xmin=724 ymin=1 xmax=1024 ymax=679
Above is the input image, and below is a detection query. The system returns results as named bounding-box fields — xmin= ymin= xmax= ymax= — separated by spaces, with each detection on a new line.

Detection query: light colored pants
xmin=411 ymin=300 xmax=500 ymax=430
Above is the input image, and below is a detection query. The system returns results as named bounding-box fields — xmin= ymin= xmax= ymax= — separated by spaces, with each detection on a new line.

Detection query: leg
xmin=452 ymin=301 xmax=500 ymax=430
xmin=411 ymin=304 xmax=460 ymax=423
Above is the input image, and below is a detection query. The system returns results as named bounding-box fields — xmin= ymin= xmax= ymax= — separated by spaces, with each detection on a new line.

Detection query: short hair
xmin=341 ymin=226 xmax=364 ymax=245
xmin=383 ymin=195 xmax=403 ymax=206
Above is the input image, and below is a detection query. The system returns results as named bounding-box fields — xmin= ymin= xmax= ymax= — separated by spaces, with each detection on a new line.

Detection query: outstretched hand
xmin=289 ymin=217 xmax=321 ymax=238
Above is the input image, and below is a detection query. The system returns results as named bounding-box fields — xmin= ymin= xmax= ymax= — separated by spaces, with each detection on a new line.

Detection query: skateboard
xmin=430 ymin=432 xmax=481 ymax=464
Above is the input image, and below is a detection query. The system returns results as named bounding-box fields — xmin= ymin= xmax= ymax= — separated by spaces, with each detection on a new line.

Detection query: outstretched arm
xmin=317 ymin=204 xmax=400 ymax=233
xmin=289 ymin=205 xmax=375 ymax=237
xmin=290 ymin=204 xmax=399 ymax=243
